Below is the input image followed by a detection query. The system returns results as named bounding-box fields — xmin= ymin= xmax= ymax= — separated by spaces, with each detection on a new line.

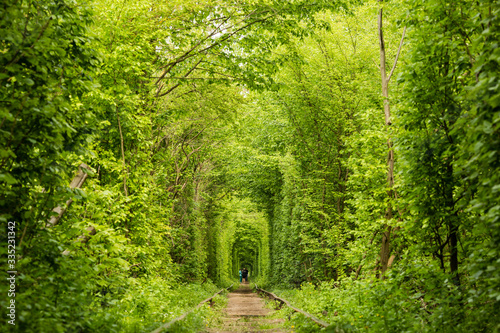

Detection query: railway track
xmin=150 ymin=282 xmax=331 ymax=332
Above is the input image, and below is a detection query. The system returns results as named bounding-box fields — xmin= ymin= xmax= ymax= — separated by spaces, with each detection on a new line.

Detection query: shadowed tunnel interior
xmin=232 ymin=222 xmax=264 ymax=280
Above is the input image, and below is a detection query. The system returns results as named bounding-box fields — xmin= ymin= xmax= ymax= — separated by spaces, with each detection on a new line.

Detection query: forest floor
xmin=204 ymin=282 xmax=289 ymax=333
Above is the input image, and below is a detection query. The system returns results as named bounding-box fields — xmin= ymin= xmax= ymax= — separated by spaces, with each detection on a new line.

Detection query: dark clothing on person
xmin=242 ymin=269 xmax=248 ymax=279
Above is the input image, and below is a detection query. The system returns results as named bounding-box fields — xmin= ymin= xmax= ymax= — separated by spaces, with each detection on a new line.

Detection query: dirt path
xmin=205 ymin=282 xmax=288 ymax=333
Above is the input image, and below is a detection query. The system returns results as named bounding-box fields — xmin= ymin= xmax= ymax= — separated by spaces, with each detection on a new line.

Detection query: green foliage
xmin=394 ymin=0 xmax=499 ymax=327
xmin=275 ymin=256 xmax=497 ymax=332
xmin=396 ymin=0 xmax=478 ymax=285
xmin=0 ymin=0 xmax=98 ymax=225
xmin=233 ymin=3 xmax=386 ymax=288
xmin=1 ymin=0 xmax=499 ymax=331
xmin=459 ymin=0 xmax=500 ymax=314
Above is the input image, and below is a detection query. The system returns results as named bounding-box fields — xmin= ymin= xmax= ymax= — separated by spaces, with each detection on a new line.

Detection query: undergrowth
xmin=101 ymin=279 xmax=228 ymax=332
xmin=270 ymin=263 xmax=499 ymax=333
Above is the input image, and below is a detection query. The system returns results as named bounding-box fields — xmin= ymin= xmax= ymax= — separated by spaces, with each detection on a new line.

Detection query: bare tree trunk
xmin=45 ymin=163 xmax=90 ymax=229
xmin=377 ymin=4 xmax=406 ymax=277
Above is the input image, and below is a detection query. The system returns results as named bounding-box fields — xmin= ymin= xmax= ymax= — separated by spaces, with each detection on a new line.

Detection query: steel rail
xmin=254 ymin=283 xmax=330 ymax=328
xmin=150 ymin=283 xmax=234 ymax=333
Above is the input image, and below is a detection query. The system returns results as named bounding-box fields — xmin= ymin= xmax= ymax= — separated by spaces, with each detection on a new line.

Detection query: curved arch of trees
xmin=1 ymin=0 xmax=498 ymax=332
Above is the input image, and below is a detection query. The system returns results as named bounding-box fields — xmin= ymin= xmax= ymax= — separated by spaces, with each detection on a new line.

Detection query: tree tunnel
xmin=213 ymin=198 xmax=270 ymax=284
xmin=232 ymin=222 xmax=262 ymax=279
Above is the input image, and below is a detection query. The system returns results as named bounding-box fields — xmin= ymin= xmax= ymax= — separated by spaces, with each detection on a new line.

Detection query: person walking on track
xmin=242 ymin=268 xmax=248 ymax=282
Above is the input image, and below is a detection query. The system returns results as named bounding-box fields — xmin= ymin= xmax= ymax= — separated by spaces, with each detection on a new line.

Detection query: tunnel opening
xmin=210 ymin=198 xmax=270 ymax=286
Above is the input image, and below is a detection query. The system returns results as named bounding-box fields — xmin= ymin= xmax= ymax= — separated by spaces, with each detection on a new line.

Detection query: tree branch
xmin=387 ymin=26 xmax=406 ymax=83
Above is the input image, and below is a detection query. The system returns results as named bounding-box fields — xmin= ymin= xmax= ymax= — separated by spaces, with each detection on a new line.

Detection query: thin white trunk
xmin=377 ymin=4 xmax=406 ymax=277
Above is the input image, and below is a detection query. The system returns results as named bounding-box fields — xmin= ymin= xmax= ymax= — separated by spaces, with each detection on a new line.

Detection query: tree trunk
xmin=45 ymin=163 xmax=90 ymax=228
xmin=378 ymin=5 xmax=392 ymax=277
xmin=377 ymin=4 xmax=405 ymax=277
